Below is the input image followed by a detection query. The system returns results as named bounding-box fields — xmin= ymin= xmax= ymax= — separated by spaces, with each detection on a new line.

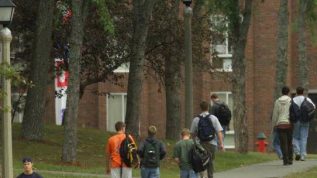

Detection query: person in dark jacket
xmin=16 ymin=157 xmax=43 ymax=178
xmin=137 ymin=125 xmax=166 ymax=178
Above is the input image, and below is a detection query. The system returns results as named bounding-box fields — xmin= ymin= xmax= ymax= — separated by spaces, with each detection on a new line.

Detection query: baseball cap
xmin=22 ymin=157 xmax=32 ymax=163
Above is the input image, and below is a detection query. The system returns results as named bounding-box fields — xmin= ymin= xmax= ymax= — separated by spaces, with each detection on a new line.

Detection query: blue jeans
xmin=293 ymin=121 xmax=309 ymax=157
xmin=272 ymin=129 xmax=283 ymax=158
xmin=180 ymin=169 xmax=198 ymax=178
xmin=141 ymin=167 xmax=160 ymax=178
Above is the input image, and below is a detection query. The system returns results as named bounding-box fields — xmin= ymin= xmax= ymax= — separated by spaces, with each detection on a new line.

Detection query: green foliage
xmin=91 ymin=0 xmax=115 ymax=34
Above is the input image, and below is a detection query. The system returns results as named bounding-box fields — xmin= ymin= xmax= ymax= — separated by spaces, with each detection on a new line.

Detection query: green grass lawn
xmin=6 ymin=124 xmax=278 ymax=178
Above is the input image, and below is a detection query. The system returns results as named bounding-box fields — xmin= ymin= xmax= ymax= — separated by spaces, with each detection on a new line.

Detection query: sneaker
xmin=295 ymin=154 xmax=301 ymax=161
xmin=300 ymin=156 xmax=305 ymax=161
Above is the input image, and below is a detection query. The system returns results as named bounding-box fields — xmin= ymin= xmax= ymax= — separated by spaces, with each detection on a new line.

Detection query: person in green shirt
xmin=173 ymin=128 xmax=198 ymax=178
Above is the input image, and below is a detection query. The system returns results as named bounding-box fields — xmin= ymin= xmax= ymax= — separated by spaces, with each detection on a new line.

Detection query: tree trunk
xmin=62 ymin=0 xmax=89 ymax=163
xmin=165 ymin=54 xmax=181 ymax=139
xmin=125 ymin=0 xmax=156 ymax=137
xmin=298 ymin=0 xmax=309 ymax=91
xmin=22 ymin=0 xmax=55 ymax=140
xmin=162 ymin=0 xmax=181 ymax=140
xmin=274 ymin=0 xmax=288 ymax=100
xmin=231 ymin=0 xmax=252 ymax=153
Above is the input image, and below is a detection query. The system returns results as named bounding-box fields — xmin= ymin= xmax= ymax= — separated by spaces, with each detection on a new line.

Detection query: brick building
xmin=38 ymin=1 xmax=317 ymax=151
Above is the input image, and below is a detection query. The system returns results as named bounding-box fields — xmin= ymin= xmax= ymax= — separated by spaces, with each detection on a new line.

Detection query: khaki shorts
xmin=111 ymin=167 xmax=132 ymax=178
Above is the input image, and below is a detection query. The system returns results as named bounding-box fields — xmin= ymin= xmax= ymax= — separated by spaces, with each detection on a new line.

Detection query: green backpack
xmin=143 ymin=140 xmax=160 ymax=168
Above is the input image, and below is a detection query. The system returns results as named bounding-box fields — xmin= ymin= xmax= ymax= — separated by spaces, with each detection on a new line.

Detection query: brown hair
xmin=200 ymin=101 xmax=209 ymax=111
xmin=115 ymin=121 xmax=125 ymax=131
xmin=181 ymin=128 xmax=191 ymax=137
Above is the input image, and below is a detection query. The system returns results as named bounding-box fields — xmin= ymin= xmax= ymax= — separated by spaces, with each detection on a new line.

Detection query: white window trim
xmin=106 ymin=93 xmax=127 ymax=131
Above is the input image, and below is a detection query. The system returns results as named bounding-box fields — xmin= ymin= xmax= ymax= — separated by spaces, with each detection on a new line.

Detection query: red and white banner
xmin=55 ymin=58 xmax=68 ymax=125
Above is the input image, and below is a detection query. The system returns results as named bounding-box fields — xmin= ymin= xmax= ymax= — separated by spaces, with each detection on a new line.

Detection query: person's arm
xmin=217 ymin=131 xmax=224 ymax=151
xmin=173 ymin=143 xmax=180 ymax=165
xmin=307 ymin=97 xmax=316 ymax=108
xmin=271 ymin=101 xmax=279 ymax=128
xmin=159 ymin=142 xmax=167 ymax=160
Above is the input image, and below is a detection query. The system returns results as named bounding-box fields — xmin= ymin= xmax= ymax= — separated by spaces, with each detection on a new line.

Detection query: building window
xmin=106 ymin=93 xmax=127 ymax=132
xmin=211 ymin=91 xmax=235 ymax=148
xmin=210 ymin=15 xmax=232 ymax=72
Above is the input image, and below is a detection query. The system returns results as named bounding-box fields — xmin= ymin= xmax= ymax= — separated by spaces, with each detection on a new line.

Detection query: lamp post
xmin=183 ymin=0 xmax=193 ymax=128
xmin=0 ymin=0 xmax=15 ymax=178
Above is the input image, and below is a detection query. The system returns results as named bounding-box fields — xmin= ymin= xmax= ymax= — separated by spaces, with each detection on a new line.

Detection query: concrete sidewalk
xmin=214 ymin=159 xmax=317 ymax=178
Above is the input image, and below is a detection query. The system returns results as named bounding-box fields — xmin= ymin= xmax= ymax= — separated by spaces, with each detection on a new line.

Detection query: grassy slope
xmin=9 ymin=124 xmax=278 ymax=177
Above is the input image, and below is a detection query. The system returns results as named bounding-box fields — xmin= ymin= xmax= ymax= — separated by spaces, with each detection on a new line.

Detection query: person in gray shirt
xmin=190 ymin=101 xmax=224 ymax=178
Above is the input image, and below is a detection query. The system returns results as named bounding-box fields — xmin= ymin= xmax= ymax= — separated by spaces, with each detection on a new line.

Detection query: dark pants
xmin=200 ymin=142 xmax=216 ymax=178
xmin=277 ymin=127 xmax=293 ymax=164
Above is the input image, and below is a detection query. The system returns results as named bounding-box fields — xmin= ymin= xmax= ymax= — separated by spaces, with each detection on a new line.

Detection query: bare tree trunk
xmin=163 ymin=0 xmax=181 ymax=140
xmin=231 ymin=0 xmax=252 ymax=153
xmin=274 ymin=0 xmax=288 ymax=99
xmin=22 ymin=0 xmax=55 ymax=140
xmin=165 ymin=54 xmax=181 ymax=139
xmin=298 ymin=0 xmax=309 ymax=91
xmin=125 ymin=0 xmax=156 ymax=137
xmin=62 ymin=0 xmax=89 ymax=163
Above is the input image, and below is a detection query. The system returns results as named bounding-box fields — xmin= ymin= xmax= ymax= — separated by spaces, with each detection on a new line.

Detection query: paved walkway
xmin=214 ymin=159 xmax=317 ymax=178
xmin=11 ymin=159 xmax=317 ymax=178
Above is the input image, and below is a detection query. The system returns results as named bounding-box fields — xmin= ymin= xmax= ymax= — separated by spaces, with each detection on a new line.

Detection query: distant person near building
xmin=173 ymin=128 xmax=198 ymax=178
xmin=105 ymin=121 xmax=136 ymax=178
xmin=16 ymin=157 xmax=43 ymax=178
xmin=290 ymin=87 xmax=316 ymax=161
xmin=137 ymin=125 xmax=167 ymax=178
xmin=209 ymin=94 xmax=232 ymax=140
xmin=272 ymin=86 xmax=293 ymax=165
xmin=191 ymin=101 xmax=224 ymax=178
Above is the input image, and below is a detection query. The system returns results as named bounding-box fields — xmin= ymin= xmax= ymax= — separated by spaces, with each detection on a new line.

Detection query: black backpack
xmin=197 ymin=114 xmax=215 ymax=142
xmin=142 ymin=140 xmax=160 ymax=168
xmin=119 ymin=133 xmax=138 ymax=167
xmin=214 ymin=102 xmax=232 ymax=126
xmin=188 ymin=141 xmax=210 ymax=173
xmin=290 ymin=98 xmax=315 ymax=123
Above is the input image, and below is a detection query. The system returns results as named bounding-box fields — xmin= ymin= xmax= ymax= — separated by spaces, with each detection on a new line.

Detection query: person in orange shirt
xmin=106 ymin=121 xmax=135 ymax=178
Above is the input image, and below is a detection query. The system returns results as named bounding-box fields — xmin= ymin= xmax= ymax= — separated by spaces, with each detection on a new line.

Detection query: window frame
xmin=106 ymin=93 xmax=127 ymax=132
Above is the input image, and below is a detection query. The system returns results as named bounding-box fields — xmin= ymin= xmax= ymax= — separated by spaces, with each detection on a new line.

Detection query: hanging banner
xmin=55 ymin=58 xmax=69 ymax=125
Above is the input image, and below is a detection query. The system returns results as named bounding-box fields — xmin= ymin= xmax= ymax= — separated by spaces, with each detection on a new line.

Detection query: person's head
xmin=200 ymin=101 xmax=209 ymax=111
xmin=22 ymin=157 xmax=33 ymax=174
xmin=282 ymin=86 xmax=290 ymax=95
xmin=181 ymin=128 xmax=191 ymax=139
xmin=210 ymin=94 xmax=218 ymax=101
xmin=296 ymin=87 xmax=304 ymax=95
xmin=115 ymin=121 xmax=126 ymax=132
xmin=148 ymin=125 xmax=157 ymax=137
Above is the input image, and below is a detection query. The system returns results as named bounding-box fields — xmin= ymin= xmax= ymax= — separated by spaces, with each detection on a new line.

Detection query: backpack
xmin=119 ymin=133 xmax=138 ymax=167
xmin=142 ymin=140 xmax=160 ymax=168
xmin=290 ymin=98 xmax=315 ymax=123
xmin=197 ymin=114 xmax=215 ymax=142
xmin=214 ymin=102 xmax=232 ymax=126
xmin=188 ymin=142 xmax=210 ymax=173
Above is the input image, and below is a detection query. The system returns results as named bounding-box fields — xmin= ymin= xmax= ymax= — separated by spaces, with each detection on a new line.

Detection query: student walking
xmin=105 ymin=121 xmax=136 ymax=178
xmin=173 ymin=128 xmax=198 ymax=178
xmin=138 ymin=125 xmax=166 ymax=178
xmin=272 ymin=86 xmax=293 ymax=165
xmin=290 ymin=87 xmax=315 ymax=161
xmin=209 ymin=94 xmax=231 ymax=144
xmin=191 ymin=101 xmax=224 ymax=178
